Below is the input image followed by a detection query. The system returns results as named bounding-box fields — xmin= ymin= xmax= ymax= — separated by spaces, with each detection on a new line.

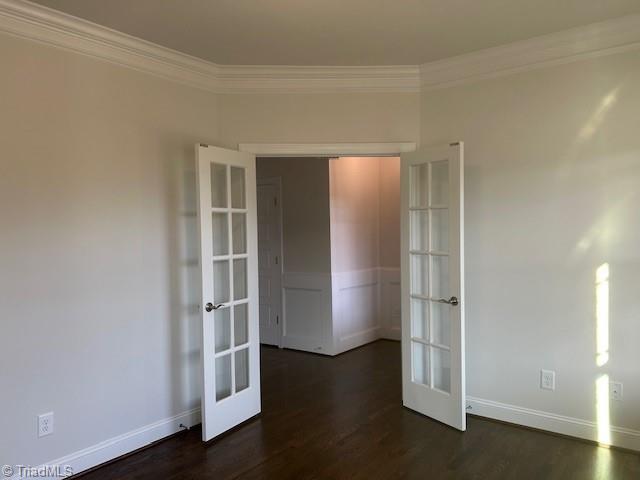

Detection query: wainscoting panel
xmin=332 ymin=269 xmax=382 ymax=355
xmin=281 ymin=272 xmax=334 ymax=355
xmin=379 ymin=268 xmax=401 ymax=340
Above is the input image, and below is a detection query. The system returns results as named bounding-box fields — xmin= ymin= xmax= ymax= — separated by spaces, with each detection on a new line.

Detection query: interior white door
xmin=257 ymin=179 xmax=283 ymax=347
xmin=196 ymin=144 xmax=260 ymax=441
xmin=400 ymin=142 xmax=466 ymax=431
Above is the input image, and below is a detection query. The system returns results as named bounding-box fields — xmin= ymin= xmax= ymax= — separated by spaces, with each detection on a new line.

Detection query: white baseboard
xmin=467 ymin=396 xmax=640 ymax=452
xmin=380 ymin=326 xmax=401 ymax=341
xmin=14 ymin=388 xmax=638 ymax=480
xmin=336 ymin=326 xmax=382 ymax=354
xmin=14 ymin=408 xmax=201 ymax=479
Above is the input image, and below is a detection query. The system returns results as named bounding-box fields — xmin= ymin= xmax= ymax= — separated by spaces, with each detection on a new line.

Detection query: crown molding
xmin=1 ymin=0 xmax=639 ymax=95
xmin=0 ymin=0 xmax=224 ymax=92
xmin=214 ymin=65 xmax=420 ymax=94
xmin=0 ymin=0 xmax=419 ymax=94
xmin=420 ymin=14 xmax=640 ymax=90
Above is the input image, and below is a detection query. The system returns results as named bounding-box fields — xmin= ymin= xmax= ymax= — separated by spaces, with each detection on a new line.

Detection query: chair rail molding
xmin=1 ymin=0 xmax=639 ymax=94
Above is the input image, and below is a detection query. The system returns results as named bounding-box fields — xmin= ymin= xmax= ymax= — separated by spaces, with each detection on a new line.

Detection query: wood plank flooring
xmin=77 ymin=341 xmax=639 ymax=479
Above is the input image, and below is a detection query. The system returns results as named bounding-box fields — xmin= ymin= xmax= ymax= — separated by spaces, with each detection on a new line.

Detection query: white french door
xmin=196 ymin=144 xmax=260 ymax=441
xmin=400 ymin=142 xmax=466 ymax=431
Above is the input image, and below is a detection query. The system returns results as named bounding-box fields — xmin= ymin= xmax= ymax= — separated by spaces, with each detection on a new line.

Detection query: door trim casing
xmin=257 ymin=176 xmax=284 ymax=348
xmin=239 ymin=142 xmax=417 ymax=157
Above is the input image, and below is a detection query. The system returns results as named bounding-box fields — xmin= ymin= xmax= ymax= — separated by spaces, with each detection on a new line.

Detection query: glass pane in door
xmin=230 ymin=167 xmax=246 ymax=209
xmin=212 ymin=213 xmax=229 ymax=256
xmin=211 ymin=163 xmax=228 ymax=208
xmin=215 ymin=354 xmax=232 ymax=401
xmin=430 ymin=301 xmax=451 ymax=347
xmin=410 ymin=254 xmax=429 ymax=296
xmin=410 ymin=164 xmax=429 ymax=208
xmin=411 ymin=299 xmax=429 ymax=341
xmin=430 ymin=209 xmax=449 ymax=253
xmin=430 ymin=255 xmax=449 ymax=299
xmin=235 ymin=348 xmax=249 ymax=392
xmin=234 ymin=303 xmax=248 ymax=346
xmin=232 ymin=213 xmax=247 ymax=254
xmin=410 ymin=210 xmax=429 ymax=251
xmin=213 ymin=260 xmax=230 ymax=303
xmin=214 ymin=308 xmax=231 ymax=353
xmin=233 ymin=259 xmax=248 ymax=300
xmin=412 ymin=342 xmax=429 ymax=386
xmin=432 ymin=347 xmax=451 ymax=393
xmin=430 ymin=160 xmax=449 ymax=206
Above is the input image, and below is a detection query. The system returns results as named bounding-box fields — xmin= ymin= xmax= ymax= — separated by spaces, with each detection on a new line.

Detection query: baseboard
xmin=282 ymin=334 xmax=333 ymax=355
xmin=467 ymin=396 xmax=640 ymax=452
xmin=13 ymin=408 xmax=201 ymax=479
xmin=379 ymin=326 xmax=401 ymax=341
xmin=335 ymin=326 xmax=382 ymax=355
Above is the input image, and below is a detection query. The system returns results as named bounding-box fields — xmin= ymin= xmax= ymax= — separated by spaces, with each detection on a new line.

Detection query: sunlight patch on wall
xmin=595 ymin=262 xmax=611 ymax=446
xmin=595 ymin=263 xmax=610 ymax=367
xmin=596 ymin=374 xmax=611 ymax=445
xmin=579 ymin=88 xmax=619 ymax=141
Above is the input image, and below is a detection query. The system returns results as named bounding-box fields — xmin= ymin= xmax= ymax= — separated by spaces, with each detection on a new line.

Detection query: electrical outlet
xmin=540 ymin=369 xmax=556 ymax=391
xmin=38 ymin=412 xmax=54 ymax=438
xmin=610 ymin=382 xmax=623 ymax=401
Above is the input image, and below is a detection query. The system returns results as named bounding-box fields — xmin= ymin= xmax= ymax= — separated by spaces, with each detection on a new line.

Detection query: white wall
xmin=257 ymin=157 xmax=331 ymax=274
xmin=3 ymin=18 xmax=639 ymax=473
xmin=0 ymin=33 xmax=418 ymax=472
xmin=329 ymin=157 xmax=381 ymax=273
xmin=421 ymin=49 xmax=640 ymax=445
xmin=217 ymin=92 xmax=420 ymax=148
xmin=378 ymin=158 xmax=402 ymax=340
xmin=0 ymin=33 xmax=217 ymax=469
xmin=379 ymin=158 xmax=401 ymax=269
xmin=329 ymin=157 xmax=401 ymax=352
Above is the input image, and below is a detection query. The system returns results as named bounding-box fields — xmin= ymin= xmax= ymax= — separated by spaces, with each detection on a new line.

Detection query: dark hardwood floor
xmin=78 ymin=341 xmax=639 ymax=479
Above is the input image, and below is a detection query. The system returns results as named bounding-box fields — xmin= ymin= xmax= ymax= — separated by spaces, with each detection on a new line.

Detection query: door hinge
xmin=275 ymin=256 xmax=278 ymax=265
xmin=276 ymin=315 xmax=279 ymax=325
xmin=200 ymin=143 xmax=209 ymax=148
xmin=274 ymin=197 xmax=278 ymax=207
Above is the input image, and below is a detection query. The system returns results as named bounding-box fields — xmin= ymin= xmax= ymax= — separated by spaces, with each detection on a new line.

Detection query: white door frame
xmin=239 ymin=142 xmax=417 ymax=157
xmin=244 ymin=142 xmax=417 ymax=356
xmin=257 ymin=176 xmax=284 ymax=348
xmin=244 ymin=143 xmax=417 ymax=351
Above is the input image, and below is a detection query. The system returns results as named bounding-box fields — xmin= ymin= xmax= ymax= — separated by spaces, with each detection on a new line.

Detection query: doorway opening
xmin=255 ymin=156 xmax=401 ymax=354
xmin=196 ymin=141 xmax=465 ymax=442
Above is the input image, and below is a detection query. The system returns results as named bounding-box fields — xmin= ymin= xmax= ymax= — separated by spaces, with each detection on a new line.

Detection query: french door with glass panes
xmin=400 ymin=142 xmax=466 ymax=431
xmin=196 ymin=144 xmax=260 ymax=441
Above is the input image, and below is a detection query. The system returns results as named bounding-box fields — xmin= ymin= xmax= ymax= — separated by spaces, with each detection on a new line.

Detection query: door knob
xmin=437 ymin=296 xmax=459 ymax=306
xmin=205 ymin=303 xmax=225 ymax=312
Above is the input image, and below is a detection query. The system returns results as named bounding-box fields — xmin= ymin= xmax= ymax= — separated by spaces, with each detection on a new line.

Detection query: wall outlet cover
xmin=38 ymin=412 xmax=54 ymax=438
xmin=610 ymin=382 xmax=623 ymax=401
xmin=540 ymin=369 xmax=556 ymax=391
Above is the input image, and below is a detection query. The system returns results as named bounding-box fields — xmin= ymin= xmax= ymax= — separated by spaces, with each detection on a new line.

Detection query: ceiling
xmin=31 ymin=0 xmax=640 ymax=66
